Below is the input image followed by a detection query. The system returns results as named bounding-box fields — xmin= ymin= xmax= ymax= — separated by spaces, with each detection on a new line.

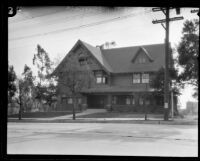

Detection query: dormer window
xmin=138 ymin=57 xmax=146 ymax=63
xmin=132 ymin=47 xmax=154 ymax=64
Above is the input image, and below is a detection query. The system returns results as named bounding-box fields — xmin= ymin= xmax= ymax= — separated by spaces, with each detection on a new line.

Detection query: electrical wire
xmin=9 ymin=9 xmax=152 ymax=41
xmin=9 ymin=7 xmax=69 ymax=24
xmin=9 ymin=8 xmax=107 ymax=32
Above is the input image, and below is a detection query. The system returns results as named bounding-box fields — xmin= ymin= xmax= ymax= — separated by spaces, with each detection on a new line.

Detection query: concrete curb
xmin=7 ymin=118 xmax=198 ymax=125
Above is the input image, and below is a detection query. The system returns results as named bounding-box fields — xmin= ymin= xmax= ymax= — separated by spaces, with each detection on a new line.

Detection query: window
xmin=132 ymin=96 xmax=135 ymax=105
xmin=95 ymin=72 xmax=107 ymax=84
xmin=133 ymin=74 xmax=140 ymax=83
xmin=96 ymin=77 xmax=102 ymax=83
xmin=126 ymin=97 xmax=131 ymax=105
xmin=79 ymin=58 xmax=87 ymax=66
xmin=142 ymin=73 xmax=149 ymax=83
xmin=78 ymin=98 xmax=82 ymax=104
xmin=112 ymin=95 xmax=132 ymax=105
xmin=138 ymin=57 xmax=146 ymax=63
xmin=139 ymin=97 xmax=144 ymax=105
xmin=67 ymin=98 xmax=73 ymax=104
xmin=145 ymin=98 xmax=150 ymax=105
xmin=112 ymin=96 xmax=117 ymax=104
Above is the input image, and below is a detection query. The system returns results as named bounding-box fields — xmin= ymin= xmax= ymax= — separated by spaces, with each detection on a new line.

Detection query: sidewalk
xmin=7 ymin=109 xmax=198 ymax=125
xmin=8 ymin=117 xmax=198 ymax=125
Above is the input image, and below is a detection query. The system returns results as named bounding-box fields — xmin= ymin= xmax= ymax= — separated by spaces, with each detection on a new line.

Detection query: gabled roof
xmin=52 ymin=40 xmax=166 ymax=75
xmin=80 ymin=40 xmax=113 ymax=73
xmin=131 ymin=47 xmax=154 ymax=63
xmin=52 ymin=40 xmax=113 ymax=76
xmin=102 ymin=43 xmax=165 ymax=73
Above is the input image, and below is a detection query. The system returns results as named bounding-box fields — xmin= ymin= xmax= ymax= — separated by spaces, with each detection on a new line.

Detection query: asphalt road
xmin=7 ymin=123 xmax=198 ymax=156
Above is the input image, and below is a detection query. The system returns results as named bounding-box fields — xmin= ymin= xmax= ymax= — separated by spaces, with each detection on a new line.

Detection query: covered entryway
xmin=87 ymin=95 xmax=107 ymax=109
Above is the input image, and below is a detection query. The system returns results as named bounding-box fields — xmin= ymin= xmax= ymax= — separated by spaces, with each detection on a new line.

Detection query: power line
xmin=9 ymin=8 xmax=108 ymax=31
xmin=9 ymin=7 xmax=69 ymax=24
xmin=9 ymin=9 xmax=152 ymax=41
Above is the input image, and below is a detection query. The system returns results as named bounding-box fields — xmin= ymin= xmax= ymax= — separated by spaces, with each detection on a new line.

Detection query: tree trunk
xmin=72 ymin=96 xmax=76 ymax=120
xmin=18 ymin=103 xmax=22 ymax=120
xmin=18 ymin=94 xmax=22 ymax=120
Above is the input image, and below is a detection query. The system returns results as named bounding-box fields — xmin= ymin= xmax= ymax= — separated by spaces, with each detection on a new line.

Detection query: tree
xmin=177 ymin=19 xmax=199 ymax=98
xmin=150 ymin=67 xmax=179 ymax=94
xmin=21 ymin=64 xmax=36 ymax=112
xmin=56 ymin=55 xmax=95 ymax=120
xmin=8 ymin=65 xmax=17 ymax=103
xmin=15 ymin=78 xmax=25 ymax=120
xmin=33 ymin=44 xmax=57 ymax=111
xmin=150 ymin=66 xmax=180 ymax=115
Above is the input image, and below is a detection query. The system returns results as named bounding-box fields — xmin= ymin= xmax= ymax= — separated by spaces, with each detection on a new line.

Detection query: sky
xmin=8 ymin=7 xmax=199 ymax=109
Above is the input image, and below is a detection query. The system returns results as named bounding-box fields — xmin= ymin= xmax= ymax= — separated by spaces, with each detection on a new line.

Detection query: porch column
xmin=106 ymin=94 xmax=112 ymax=111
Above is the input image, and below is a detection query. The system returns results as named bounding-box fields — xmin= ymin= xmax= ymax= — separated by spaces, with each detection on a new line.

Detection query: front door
xmin=87 ymin=95 xmax=106 ymax=108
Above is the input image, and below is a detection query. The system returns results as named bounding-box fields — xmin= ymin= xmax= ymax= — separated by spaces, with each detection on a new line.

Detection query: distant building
xmin=186 ymin=101 xmax=198 ymax=114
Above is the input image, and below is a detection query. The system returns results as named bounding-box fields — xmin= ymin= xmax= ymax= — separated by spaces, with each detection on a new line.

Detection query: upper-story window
xmin=79 ymin=57 xmax=87 ymax=66
xmin=142 ymin=73 xmax=149 ymax=83
xmin=133 ymin=74 xmax=140 ymax=83
xmin=133 ymin=73 xmax=149 ymax=84
xmin=95 ymin=71 xmax=107 ymax=84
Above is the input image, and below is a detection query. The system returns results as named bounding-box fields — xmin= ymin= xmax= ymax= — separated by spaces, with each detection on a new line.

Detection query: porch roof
xmin=81 ymin=86 xmax=155 ymax=93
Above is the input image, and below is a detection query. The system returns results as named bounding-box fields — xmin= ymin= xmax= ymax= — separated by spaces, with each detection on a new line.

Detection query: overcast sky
xmin=8 ymin=7 xmax=198 ymax=108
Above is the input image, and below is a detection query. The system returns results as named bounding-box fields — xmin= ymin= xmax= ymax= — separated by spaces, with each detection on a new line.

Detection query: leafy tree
xmin=33 ymin=45 xmax=57 ymax=111
xmin=8 ymin=65 xmax=17 ymax=103
xmin=150 ymin=65 xmax=180 ymax=116
xmin=33 ymin=45 xmax=52 ymax=85
xmin=177 ymin=19 xmax=199 ymax=98
xmin=150 ymin=67 xmax=179 ymax=94
xmin=21 ymin=64 xmax=36 ymax=112
xmin=56 ymin=55 xmax=95 ymax=120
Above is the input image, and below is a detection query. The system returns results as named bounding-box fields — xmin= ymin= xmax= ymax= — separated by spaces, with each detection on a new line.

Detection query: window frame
xmin=133 ymin=73 xmax=141 ymax=84
xmin=139 ymin=97 xmax=144 ymax=106
xmin=95 ymin=71 xmax=107 ymax=84
xmin=142 ymin=73 xmax=149 ymax=83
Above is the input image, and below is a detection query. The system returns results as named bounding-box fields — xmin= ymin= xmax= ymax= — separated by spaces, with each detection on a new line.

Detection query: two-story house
xmin=52 ymin=39 xmax=176 ymax=113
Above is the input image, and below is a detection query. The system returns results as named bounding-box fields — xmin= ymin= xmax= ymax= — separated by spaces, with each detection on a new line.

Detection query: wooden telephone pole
xmin=152 ymin=7 xmax=183 ymax=121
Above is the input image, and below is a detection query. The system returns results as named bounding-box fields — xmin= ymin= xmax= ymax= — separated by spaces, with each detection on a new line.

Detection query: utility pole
xmin=152 ymin=7 xmax=183 ymax=121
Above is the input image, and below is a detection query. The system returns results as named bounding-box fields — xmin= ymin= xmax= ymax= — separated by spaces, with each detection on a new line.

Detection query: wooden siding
xmin=110 ymin=73 xmax=155 ymax=90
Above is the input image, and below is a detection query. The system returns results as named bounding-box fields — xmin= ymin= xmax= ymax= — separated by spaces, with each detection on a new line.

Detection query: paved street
xmin=7 ymin=123 xmax=198 ymax=156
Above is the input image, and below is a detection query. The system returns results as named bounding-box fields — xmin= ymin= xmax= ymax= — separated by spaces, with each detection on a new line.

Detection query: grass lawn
xmin=8 ymin=111 xmax=78 ymax=118
xmin=76 ymin=112 xmax=163 ymax=118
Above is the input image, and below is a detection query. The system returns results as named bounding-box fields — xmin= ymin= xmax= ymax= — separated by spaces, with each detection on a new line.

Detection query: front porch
xmin=85 ymin=92 xmax=165 ymax=113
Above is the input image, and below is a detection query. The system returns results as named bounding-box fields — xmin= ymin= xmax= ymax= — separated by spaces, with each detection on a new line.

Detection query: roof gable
xmin=102 ymin=43 xmax=165 ymax=73
xmin=131 ymin=47 xmax=154 ymax=63
xmin=52 ymin=40 xmax=112 ymax=76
